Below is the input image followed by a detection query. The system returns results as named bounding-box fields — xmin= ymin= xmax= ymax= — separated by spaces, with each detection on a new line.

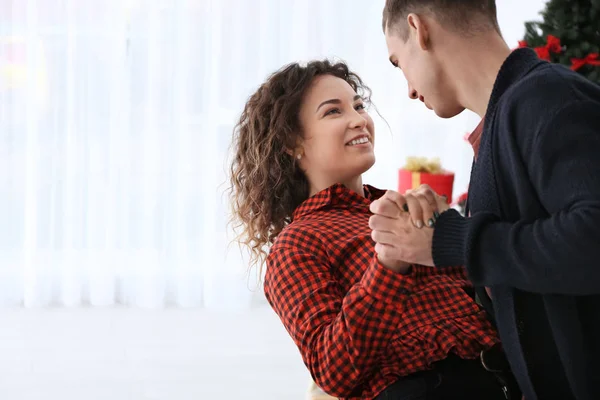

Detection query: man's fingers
xmin=369 ymin=212 xmax=414 ymax=232
xmin=369 ymin=214 xmax=396 ymax=232
xmin=371 ymin=229 xmax=399 ymax=246
xmin=381 ymin=190 xmax=409 ymax=212
xmin=370 ymin=196 xmax=404 ymax=218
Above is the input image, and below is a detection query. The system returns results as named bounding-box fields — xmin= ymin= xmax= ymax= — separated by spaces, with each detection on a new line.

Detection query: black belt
xmin=377 ymin=349 xmax=522 ymax=400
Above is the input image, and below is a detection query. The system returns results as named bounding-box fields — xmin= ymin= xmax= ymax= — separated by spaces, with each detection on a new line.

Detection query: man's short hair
xmin=382 ymin=0 xmax=500 ymax=41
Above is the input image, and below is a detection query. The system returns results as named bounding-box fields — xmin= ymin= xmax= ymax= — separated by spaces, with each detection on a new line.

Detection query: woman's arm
xmin=265 ymin=245 xmax=417 ymax=398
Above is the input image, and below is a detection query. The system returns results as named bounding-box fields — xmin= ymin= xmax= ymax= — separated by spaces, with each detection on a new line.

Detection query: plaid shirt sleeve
xmin=264 ymin=244 xmax=417 ymax=398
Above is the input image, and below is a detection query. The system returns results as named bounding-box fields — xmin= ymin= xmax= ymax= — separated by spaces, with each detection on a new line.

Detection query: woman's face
xmin=297 ymin=74 xmax=375 ymax=192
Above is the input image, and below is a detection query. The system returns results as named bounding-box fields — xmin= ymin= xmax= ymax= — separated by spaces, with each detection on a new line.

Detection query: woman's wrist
xmin=378 ymin=256 xmax=412 ymax=275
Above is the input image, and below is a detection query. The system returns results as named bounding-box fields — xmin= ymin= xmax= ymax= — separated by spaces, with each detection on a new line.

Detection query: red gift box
xmin=398 ymin=169 xmax=455 ymax=204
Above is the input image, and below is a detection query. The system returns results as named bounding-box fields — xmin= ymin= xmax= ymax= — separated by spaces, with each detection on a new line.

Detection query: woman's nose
xmin=352 ymin=115 xmax=367 ymax=129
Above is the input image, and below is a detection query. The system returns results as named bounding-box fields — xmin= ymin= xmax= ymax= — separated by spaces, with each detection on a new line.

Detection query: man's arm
xmin=433 ymin=101 xmax=600 ymax=295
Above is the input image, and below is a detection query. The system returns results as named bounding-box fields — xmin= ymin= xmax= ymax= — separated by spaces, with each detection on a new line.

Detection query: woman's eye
xmin=355 ymin=103 xmax=366 ymax=111
xmin=324 ymin=108 xmax=340 ymax=116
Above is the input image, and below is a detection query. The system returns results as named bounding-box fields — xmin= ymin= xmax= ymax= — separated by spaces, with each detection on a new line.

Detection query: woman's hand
xmin=376 ymin=255 xmax=412 ymax=274
xmin=369 ymin=185 xmax=447 ymax=269
xmin=398 ymin=184 xmax=449 ymax=229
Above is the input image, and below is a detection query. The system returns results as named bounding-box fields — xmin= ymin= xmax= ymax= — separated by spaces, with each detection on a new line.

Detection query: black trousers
xmin=375 ymin=354 xmax=520 ymax=400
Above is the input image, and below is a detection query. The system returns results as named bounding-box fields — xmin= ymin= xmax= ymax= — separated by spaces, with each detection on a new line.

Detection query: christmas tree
xmin=520 ymin=0 xmax=600 ymax=84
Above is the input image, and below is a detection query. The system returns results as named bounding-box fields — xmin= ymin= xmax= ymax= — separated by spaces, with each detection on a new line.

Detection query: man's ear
xmin=407 ymin=13 xmax=430 ymax=51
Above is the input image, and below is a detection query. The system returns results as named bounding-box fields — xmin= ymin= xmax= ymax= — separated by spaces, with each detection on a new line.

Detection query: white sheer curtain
xmin=0 ymin=0 xmax=545 ymax=309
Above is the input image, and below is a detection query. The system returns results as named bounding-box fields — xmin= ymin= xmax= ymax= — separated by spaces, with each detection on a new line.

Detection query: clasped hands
xmin=369 ymin=185 xmax=449 ymax=272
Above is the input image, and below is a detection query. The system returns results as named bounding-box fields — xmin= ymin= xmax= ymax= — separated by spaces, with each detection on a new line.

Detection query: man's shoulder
xmin=499 ymin=63 xmax=600 ymax=118
xmin=492 ymin=63 xmax=600 ymax=148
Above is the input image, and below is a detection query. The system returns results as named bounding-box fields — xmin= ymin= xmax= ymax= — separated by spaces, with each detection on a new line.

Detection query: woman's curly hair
xmin=229 ymin=59 xmax=372 ymax=270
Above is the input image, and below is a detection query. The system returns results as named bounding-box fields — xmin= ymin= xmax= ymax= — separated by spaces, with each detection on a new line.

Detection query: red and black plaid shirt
xmin=264 ymin=183 xmax=499 ymax=399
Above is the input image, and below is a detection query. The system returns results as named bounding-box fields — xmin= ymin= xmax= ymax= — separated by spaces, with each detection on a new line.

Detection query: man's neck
xmin=444 ymin=34 xmax=512 ymax=118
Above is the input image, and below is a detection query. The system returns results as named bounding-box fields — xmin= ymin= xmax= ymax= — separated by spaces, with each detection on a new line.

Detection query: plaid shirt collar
xmin=292 ymin=183 xmax=386 ymax=221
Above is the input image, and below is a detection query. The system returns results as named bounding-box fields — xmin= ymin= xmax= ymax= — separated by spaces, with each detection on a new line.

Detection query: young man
xmin=369 ymin=1 xmax=600 ymax=399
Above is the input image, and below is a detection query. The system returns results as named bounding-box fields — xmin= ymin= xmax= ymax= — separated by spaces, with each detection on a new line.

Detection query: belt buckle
xmin=480 ymin=344 xmax=510 ymax=373
xmin=480 ymin=349 xmax=503 ymax=373
xmin=480 ymin=348 xmax=512 ymax=400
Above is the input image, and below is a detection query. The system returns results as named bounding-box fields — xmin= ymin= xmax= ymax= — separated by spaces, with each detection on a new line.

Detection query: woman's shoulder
xmin=271 ymin=219 xmax=325 ymax=251
xmin=266 ymin=220 xmax=331 ymax=277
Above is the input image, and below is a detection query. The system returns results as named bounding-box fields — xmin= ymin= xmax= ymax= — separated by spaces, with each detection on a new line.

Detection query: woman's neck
xmin=309 ymin=175 xmax=364 ymax=197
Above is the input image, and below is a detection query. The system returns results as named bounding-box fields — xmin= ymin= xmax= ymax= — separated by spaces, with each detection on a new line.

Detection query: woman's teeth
xmin=348 ymin=137 xmax=369 ymax=146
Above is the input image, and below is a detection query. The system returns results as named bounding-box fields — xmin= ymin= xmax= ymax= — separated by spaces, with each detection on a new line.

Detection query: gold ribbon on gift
xmin=411 ymin=172 xmax=421 ymax=189
xmin=403 ymin=157 xmax=443 ymax=174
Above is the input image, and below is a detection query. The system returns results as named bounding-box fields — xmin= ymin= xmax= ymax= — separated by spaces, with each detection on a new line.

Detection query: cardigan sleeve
xmin=433 ymin=101 xmax=600 ymax=295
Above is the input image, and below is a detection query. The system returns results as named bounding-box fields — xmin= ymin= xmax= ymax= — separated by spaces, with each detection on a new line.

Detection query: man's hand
xmin=369 ymin=185 xmax=447 ymax=267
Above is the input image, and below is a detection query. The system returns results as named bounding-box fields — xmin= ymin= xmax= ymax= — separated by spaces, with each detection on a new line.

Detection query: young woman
xmin=229 ymin=60 xmax=517 ymax=400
